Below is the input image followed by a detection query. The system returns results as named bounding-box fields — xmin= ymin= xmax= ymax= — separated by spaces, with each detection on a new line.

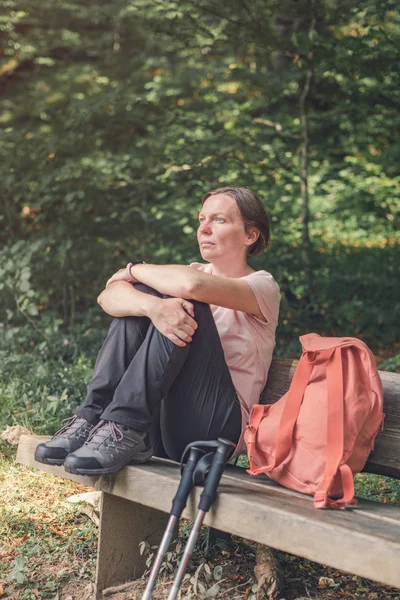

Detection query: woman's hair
xmin=201 ymin=186 xmax=270 ymax=257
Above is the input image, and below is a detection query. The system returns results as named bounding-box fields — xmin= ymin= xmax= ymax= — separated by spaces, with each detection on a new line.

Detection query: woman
xmin=35 ymin=186 xmax=280 ymax=474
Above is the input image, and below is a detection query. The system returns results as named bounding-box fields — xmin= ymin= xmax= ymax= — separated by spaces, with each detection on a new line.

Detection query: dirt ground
xmin=55 ymin=536 xmax=400 ymax=600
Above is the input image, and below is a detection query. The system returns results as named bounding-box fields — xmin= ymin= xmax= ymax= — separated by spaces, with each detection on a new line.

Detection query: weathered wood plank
xmin=262 ymin=359 xmax=400 ymax=478
xmin=17 ymin=435 xmax=400 ymax=589
xmin=260 ymin=358 xmax=299 ymax=402
xmin=367 ymin=371 xmax=400 ymax=477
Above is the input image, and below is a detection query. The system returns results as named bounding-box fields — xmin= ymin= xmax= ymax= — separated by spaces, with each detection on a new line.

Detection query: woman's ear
xmin=245 ymin=228 xmax=260 ymax=246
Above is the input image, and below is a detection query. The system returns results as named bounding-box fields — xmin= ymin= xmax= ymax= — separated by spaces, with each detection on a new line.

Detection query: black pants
xmin=76 ymin=284 xmax=242 ymax=461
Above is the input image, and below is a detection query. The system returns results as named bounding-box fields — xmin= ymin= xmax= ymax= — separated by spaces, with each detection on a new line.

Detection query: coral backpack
xmin=244 ymin=334 xmax=384 ymax=509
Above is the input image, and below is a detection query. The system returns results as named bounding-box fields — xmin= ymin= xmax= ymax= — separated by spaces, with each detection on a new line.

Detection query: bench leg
xmin=95 ymin=492 xmax=169 ymax=599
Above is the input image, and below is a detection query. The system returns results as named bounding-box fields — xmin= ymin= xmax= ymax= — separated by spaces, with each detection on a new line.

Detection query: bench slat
xmin=16 ymin=435 xmax=400 ymax=589
xmin=263 ymin=359 xmax=400 ymax=479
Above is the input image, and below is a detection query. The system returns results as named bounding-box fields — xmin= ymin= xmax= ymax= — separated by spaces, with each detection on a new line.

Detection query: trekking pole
xmin=167 ymin=438 xmax=235 ymax=600
xmin=142 ymin=441 xmax=219 ymax=600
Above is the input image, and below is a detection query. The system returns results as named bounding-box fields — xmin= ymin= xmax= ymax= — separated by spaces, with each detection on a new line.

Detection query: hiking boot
xmin=35 ymin=415 xmax=95 ymax=466
xmin=63 ymin=420 xmax=153 ymax=475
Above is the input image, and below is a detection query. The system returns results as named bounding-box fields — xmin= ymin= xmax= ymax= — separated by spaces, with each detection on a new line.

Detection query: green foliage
xmin=1 ymin=0 xmax=399 ymax=341
xmin=378 ymin=354 xmax=400 ymax=373
xmin=0 ymin=316 xmax=107 ymax=433
xmin=7 ymin=556 xmax=28 ymax=585
xmin=0 ymin=241 xmax=43 ymax=325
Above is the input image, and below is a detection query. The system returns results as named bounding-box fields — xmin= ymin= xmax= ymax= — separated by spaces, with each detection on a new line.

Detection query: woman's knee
xmin=131 ymin=282 xmax=163 ymax=297
xmin=110 ymin=314 xmax=149 ymax=330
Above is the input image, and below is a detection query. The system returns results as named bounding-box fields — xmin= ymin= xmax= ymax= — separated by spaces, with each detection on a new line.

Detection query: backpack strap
xmin=314 ymin=465 xmax=356 ymax=509
xmin=247 ymin=404 xmax=267 ymax=473
xmin=247 ymin=354 xmax=314 ymax=476
xmin=313 ymin=347 xmax=356 ymax=509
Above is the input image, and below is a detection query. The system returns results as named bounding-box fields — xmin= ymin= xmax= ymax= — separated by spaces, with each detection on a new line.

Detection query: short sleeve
xmin=244 ymin=271 xmax=280 ymax=325
xmin=189 ymin=262 xmax=212 ymax=273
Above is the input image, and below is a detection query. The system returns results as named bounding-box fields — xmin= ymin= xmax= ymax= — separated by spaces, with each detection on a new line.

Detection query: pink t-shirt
xmin=190 ymin=262 xmax=281 ymax=455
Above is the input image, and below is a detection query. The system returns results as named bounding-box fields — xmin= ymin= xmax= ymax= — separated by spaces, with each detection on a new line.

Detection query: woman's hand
xmin=106 ymin=263 xmax=137 ymax=288
xmin=148 ymin=297 xmax=198 ymax=347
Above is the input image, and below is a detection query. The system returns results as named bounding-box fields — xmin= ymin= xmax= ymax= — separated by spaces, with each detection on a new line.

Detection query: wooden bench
xmin=17 ymin=359 xmax=400 ymax=599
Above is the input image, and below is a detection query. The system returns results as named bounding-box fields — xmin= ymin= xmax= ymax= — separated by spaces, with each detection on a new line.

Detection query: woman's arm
xmin=97 ymin=281 xmax=198 ymax=347
xmin=130 ymin=263 xmax=265 ymax=320
xmin=127 ymin=264 xmax=198 ymax=298
xmin=97 ymin=281 xmax=160 ymax=318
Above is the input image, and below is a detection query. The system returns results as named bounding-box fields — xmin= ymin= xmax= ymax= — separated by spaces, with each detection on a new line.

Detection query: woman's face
xmin=197 ymin=193 xmax=255 ymax=262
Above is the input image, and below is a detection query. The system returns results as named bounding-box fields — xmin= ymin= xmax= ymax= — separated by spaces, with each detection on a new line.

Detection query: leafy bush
xmin=378 ymin=354 xmax=400 ymax=373
xmin=0 ymin=315 xmax=107 ymax=435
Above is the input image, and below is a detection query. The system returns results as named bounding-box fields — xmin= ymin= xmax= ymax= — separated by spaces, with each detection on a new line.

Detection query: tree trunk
xmin=254 ymin=544 xmax=282 ymax=600
xmin=299 ymin=68 xmax=314 ymax=302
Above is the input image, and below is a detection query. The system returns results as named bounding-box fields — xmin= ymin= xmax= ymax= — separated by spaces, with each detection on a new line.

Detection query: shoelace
xmin=86 ymin=420 xmax=124 ymax=449
xmin=52 ymin=415 xmax=82 ymax=438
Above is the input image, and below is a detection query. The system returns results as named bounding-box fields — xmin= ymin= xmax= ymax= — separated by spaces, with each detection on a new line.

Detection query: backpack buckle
xmin=246 ymin=425 xmax=256 ymax=445
xmin=314 ymin=491 xmax=328 ymax=508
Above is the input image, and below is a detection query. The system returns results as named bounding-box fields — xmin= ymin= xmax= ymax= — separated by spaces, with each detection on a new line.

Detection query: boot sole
xmin=63 ymin=447 xmax=154 ymax=476
xmin=34 ymin=456 xmax=65 ymax=466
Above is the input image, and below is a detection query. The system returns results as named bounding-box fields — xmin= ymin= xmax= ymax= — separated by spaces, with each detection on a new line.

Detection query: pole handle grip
xmin=171 ymin=447 xmax=203 ymax=517
xmin=198 ymin=438 xmax=235 ymax=512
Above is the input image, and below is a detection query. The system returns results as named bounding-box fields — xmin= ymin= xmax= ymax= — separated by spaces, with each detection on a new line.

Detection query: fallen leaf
xmin=41 ymin=513 xmax=54 ymax=523
xmin=318 ymin=577 xmax=339 ymax=589
xmin=50 ymin=525 xmax=67 ymax=537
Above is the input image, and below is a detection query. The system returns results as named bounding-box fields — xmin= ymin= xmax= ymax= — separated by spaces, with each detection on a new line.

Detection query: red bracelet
xmin=129 ymin=261 xmax=145 ymax=280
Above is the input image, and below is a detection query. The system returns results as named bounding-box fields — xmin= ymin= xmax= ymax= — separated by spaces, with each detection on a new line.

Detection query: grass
xmin=0 ymin=319 xmax=106 ymax=436
xmin=0 ymin=440 xmax=97 ymax=600
xmin=355 ymin=472 xmax=400 ymax=506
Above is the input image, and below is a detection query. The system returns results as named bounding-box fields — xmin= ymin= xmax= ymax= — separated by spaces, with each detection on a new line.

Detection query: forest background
xmin=0 ymin=0 xmax=399 ymax=435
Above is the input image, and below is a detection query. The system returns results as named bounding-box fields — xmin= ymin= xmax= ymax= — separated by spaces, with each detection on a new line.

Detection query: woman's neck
xmin=210 ymin=260 xmax=254 ymax=279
